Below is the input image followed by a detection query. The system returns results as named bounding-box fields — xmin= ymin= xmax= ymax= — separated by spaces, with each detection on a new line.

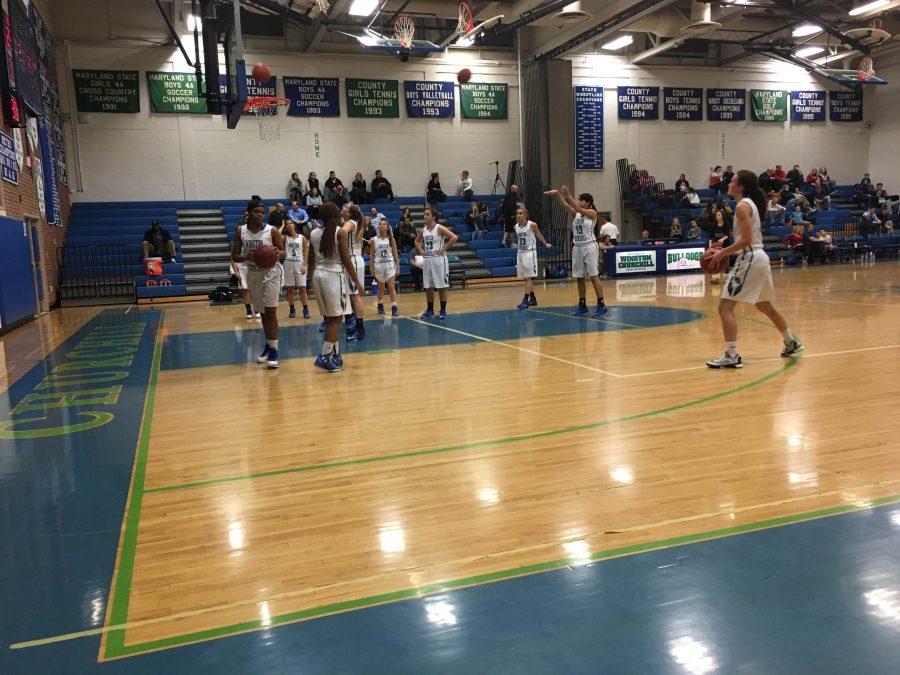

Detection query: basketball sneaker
xmin=420 ymin=308 xmax=434 ymax=319
xmin=517 ymin=299 xmax=529 ymax=310
xmin=331 ymin=351 xmax=343 ymax=367
xmin=706 ymin=353 xmax=743 ymax=369
xmin=378 ymin=303 xmax=385 ymax=315
xmin=391 ymin=305 xmax=399 ymax=317
xmin=245 ymin=309 xmax=253 ymax=320
xmin=347 ymin=325 xmax=366 ymax=342
xmin=439 ymin=310 xmax=448 ymax=320
xmin=266 ymin=348 xmax=279 ymax=369
xmin=528 ymin=296 xmax=538 ymax=307
xmin=319 ymin=320 xmax=326 ymax=332
xmin=288 ymin=307 xmax=296 ymax=319
xmin=256 ymin=345 xmax=271 ymax=363
xmin=315 ymin=354 xmax=342 ymax=372
xmin=303 ymin=307 xmax=310 ymax=319
xmin=780 ymin=339 xmax=803 ymax=357
xmin=345 ymin=314 xmax=357 ymax=332
xmin=594 ymin=301 xmax=608 ymax=316
xmin=572 ymin=303 xmax=589 ymax=316
xmin=254 ymin=311 xmax=261 ymax=320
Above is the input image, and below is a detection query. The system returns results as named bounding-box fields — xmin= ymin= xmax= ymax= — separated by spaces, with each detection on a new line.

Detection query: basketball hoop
xmin=457 ymin=2 xmax=475 ymax=35
xmin=244 ymin=96 xmax=290 ymax=141
xmin=867 ymin=18 xmax=883 ymax=30
xmin=393 ymin=15 xmax=415 ymax=49
xmin=857 ymin=56 xmax=875 ymax=81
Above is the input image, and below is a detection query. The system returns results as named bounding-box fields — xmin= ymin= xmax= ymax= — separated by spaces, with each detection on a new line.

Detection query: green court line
xmin=103 ymin=493 xmax=900 ymax=659
xmin=145 ymin=356 xmax=797 ymax=495
xmin=102 ymin=320 xmax=164 ymax=660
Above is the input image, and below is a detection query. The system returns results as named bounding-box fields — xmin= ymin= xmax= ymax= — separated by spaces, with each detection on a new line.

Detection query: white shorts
xmin=374 ymin=262 xmax=396 ymax=283
xmin=236 ymin=263 xmax=248 ymax=290
xmin=313 ymin=268 xmax=349 ymax=318
xmin=423 ymin=254 xmax=449 ymax=289
xmin=572 ymin=244 xmax=600 ymax=279
xmin=282 ymin=260 xmax=307 ymax=288
xmin=348 ymin=255 xmax=365 ymax=296
xmin=722 ymin=246 xmax=775 ymax=304
xmin=247 ymin=265 xmax=282 ymax=309
xmin=517 ymin=250 xmax=538 ymax=279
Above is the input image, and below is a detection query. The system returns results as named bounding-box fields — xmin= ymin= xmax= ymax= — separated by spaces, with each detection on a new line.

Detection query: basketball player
xmin=282 ymin=220 xmax=310 ymax=319
xmin=230 ymin=199 xmax=285 ymax=369
xmin=545 ymin=186 xmax=608 ymax=315
xmin=706 ymin=170 xmax=802 ymax=368
xmin=342 ymin=204 xmax=367 ymax=340
xmin=309 ymin=202 xmax=364 ymax=372
xmin=514 ymin=207 xmax=552 ymax=309
xmin=415 ymin=207 xmax=458 ymax=319
xmin=370 ymin=219 xmax=400 ymax=316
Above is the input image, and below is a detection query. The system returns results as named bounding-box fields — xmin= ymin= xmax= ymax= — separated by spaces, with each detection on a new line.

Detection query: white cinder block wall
xmin=57 ymin=46 xmax=521 ymax=203
xmin=866 ymin=57 xmax=900 ymax=189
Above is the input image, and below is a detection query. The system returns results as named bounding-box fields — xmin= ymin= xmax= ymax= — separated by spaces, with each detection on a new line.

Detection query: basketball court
xmin=2 ymin=0 xmax=900 ymax=672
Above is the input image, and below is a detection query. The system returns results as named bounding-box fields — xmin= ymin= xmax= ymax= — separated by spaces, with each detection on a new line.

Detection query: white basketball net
xmin=393 ymin=15 xmax=415 ymax=48
xmin=457 ymin=2 xmax=475 ymax=35
xmin=246 ymin=97 xmax=290 ymax=142
xmin=857 ymin=57 xmax=875 ymax=81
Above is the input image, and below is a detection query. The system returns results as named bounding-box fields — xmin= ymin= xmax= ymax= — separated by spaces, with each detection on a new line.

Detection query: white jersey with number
xmin=572 ymin=213 xmax=596 ymax=247
xmin=422 ymin=224 xmax=445 ymax=255
xmin=285 ymin=233 xmax=306 ymax=263
xmin=240 ymin=224 xmax=275 ymax=271
xmin=514 ymin=222 xmax=537 ymax=251
xmin=372 ymin=236 xmax=394 ymax=266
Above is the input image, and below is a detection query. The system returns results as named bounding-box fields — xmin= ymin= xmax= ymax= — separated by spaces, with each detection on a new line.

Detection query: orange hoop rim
xmin=243 ymin=96 xmax=291 ymax=112
xmin=857 ymin=56 xmax=874 ymax=80
xmin=393 ymin=15 xmax=415 ymax=48
xmin=457 ymin=2 xmax=475 ymax=34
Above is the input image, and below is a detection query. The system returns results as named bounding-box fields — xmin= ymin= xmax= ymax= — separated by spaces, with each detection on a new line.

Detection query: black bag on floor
xmin=208 ymin=286 xmax=233 ymax=302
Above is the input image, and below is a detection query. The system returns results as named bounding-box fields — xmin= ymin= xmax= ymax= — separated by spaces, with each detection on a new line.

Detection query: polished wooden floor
xmin=5 ymin=263 xmax=899 ymax=660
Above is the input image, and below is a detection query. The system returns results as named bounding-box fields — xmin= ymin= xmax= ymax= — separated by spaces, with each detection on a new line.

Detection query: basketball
xmin=457 ymin=68 xmax=472 ymax=84
xmin=700 ymin=248 xmax=728 ymax=275
xmin=251 ymin=63 xmax=271 ymax=84
xmin=251 ymin=244 xmax=279 ymax=269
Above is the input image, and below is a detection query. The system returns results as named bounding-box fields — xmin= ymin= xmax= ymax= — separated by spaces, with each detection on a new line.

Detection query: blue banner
xmin=0 ymin=130 xmax=17 ymax=185
xmin=706 ymin=89 xmax=746 ymax=121
xmin=663 ymin=87 xmax=703 ymax=121
xmin=218 ymin=75 xmax=276 ymax=115
xmin=617 ymin=86 xmax=659 ymax=119
xmin=283 ymin=76 xmax=339 ymax=116
xmin=37 ymin=118 xmax=60 ymax=225
xmin=574 ymin=86 xmax=603 ymax=171
xmin=829 ymin=90 xmax=863 ymax=122
xmin=403 ymin=80 xmax=455 ymax=118
xmin=790 ymin=90 xmax=825 ymax=122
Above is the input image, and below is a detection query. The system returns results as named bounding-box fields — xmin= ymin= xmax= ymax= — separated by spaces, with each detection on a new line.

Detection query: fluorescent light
xmin=349 ymin=0 xmax=379 ymax=16
xmin=813 ymin=49 xmax=860 ymax=65
xmin=792 ymin=23 xmax=821 ymax=37
xmin=601 ymin=35 xmax=633 ymax=51
xmin=455 ymin=35 xmax=475 ymax=47
xmin=796 ymin=46 xmax=825 ymax=58
xmin=186 ymin=13 xmax=201 ymax=32
xmin=849 ymin=0 xmax=888 ymax=16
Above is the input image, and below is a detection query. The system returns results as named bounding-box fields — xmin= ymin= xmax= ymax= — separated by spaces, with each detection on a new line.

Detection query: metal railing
xmin=57 ymin=245 xmax=136 ymax=305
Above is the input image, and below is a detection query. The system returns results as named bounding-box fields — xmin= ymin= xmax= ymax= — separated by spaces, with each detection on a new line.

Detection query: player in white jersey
xmin=513 ymin=207 xmax=552 ymax=310
xmin=706 ymin=170 xmax=802 ymax=369
xmin=545 ymin=185 xmax=608 ymax=316
xmin=415 ymin=207 xmax=458 ymax=320
xmin=282 ymin=221 xmax=310 ymax=319
xmin=341 ymin=204 xmax=368 ymax=341
xmin=230 ymin=199 xmax=285 ymax=368
xmin=370 ymin=219 xmax=400 ymax=316
xmin=308 ymin=202 xmax=364 ymax=372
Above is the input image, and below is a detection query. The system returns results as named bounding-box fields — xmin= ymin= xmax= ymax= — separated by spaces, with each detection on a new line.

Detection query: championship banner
xmin=574 ymin=86 xmax=603 ymax=171
xmin=750 ymin=89 xmax=788 ymax=122
xmin=790 ymin=91 xmax=826 ymax=122
xmin=460 ymin=83 xmax=507 ymax=119
xmin=829 ymin=90 xmax=863 ymax=122
xmin=665 ymin=247 xmax=705 ymax=271
xmin=615 ymin=249 xmax=657 ymax=274
xmin=37 ymin=118 xmax=60 ymax=225
xmin=72 ymin=69 xmax=139 ymax=113
xmin=404 ymin=80 xmax=455 ymax=118
xmin=218 ymin=75 xmax=276 ymax=116
xmin=283 ymin=77 xmax=339 ymax=116
xmin=147 ymin=72 xmax=206 ymax=114
xmin=345 ymin=78 xmax=399 ymax=118
xmin=0 ymin=130 xmax=17 ymax=185
xmin=617 ymin=86 xmax=659 ymax=119
xmin=663 ymin=87 xmax=702 ymax=121
xmin=707 ymin=89 xmax=746 ymax=121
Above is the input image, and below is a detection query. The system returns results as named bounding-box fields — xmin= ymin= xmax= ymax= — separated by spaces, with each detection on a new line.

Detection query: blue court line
xmin=160 ymin=305 xmax=703 ymax=370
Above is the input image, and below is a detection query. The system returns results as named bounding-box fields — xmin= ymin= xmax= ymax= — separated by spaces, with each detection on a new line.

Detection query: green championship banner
xmin=72 ymin=69 xmax=139 ymax=113
xmin=345 ymin=78 xmax=399 ymax=118
xmin=460 ymin=83 xmax=508 ymax=119
xmin=146 ymin=72 xmax=207 ymax=114
xmin=750 ymin=89 xmax=788 ymax=122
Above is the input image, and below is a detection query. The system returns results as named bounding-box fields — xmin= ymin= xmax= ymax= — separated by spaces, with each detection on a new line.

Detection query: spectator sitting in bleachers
xmin=324 ymin=171 xmax=343 ymax=201
xmin=362 ymin=215 xmax=376 ymax=240
xmin=427 ymin=172 xmax=446 ymax=205
xmin=670 ymin=216 xmax=682 ymax=239
xmin=674 ymin=174 xmax=689 ymax=192
xmin=465 ymin=202 xmax=485 ymax=238
xmin=772 ymin=164 xmax=787 ymax=183
xmin=305 ymin=187 xmax=323 ymax=218
xmin=819 ymin=166 xmax=835 ymax=192
xmin=369 ymin=207 xmax=387 ymax=230
xmin=717 ymin=198 xmax=733 ymax=220
xmin=687 ymin=219 xmax=702 ymax=241
xmin=640 ymin=229 xmax=651 ymax=242
xmin=758 ymin=167 xmax=775 ymax=193
xmin=350 ymin=172 xmax=369 ymax=204
xmin=268 ymin=202 xmax=289 ymax=229
xmin=785 ymin=187 xmax=809 ymax=212
xmin=708 ymin=165 xmax=722 ymax=190
xmin=884 ymin=220 xmax=894 ymax=235
xmin=819 ymin=229 xmax=836 ymax=263
xmin=719 ymin=165 xmax=734 ymax=194
xmin=871 ymin=182 xmax=888 ymax=208
xmin=142 ymin=219 xmax=176 ymax=262
xmin=809 ymin=179 xmax=832 ymax=211
xmin=860 ymin=206 xmax=882 ymax=240
xmin=371 ymin=170 xmax=395 ymax=202
xmin=783 ymin=224 xmax=805 ymax=264
xmin=855 ymin=173 xmax=873 ymax=203
xmin=478 ymin=201 xmax=490 ymax=229
xmin=287 ymin=200 xmax=310 ymax=234
xmin=766 ymin=195 xmax=786 ymax=226
xmin=307 ymin=171 xmax=320 ymax=195
xmin=805 ymin=168 xmax=820 ymax=185
xmin=686 ymin=187 xmax=700 ymax=207
xmin=703 ymin=203 xmax=719 ymax=230
xmin=398 ymin=208 xmax=416 ymax=252
xmin=803 ymin=222 xmax=824 ymax=264
xmin=457 ymin=170 xmax=474 ymax=202
xmin=787 ymin=164 xmax=803 ymax=189
xmin=286 ymin=172 xmax=304 ymax=202
xmin=790 ymin=204 xmax=811 ymax=227
xmin=331 ymin=183 xmax=348 ymax=208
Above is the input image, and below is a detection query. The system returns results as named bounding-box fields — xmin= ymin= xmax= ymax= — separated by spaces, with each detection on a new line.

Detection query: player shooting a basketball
xmin=705 ymin=170 xmax=802 ymax=369
xmin=231 ymin=199 xmax=286 ymax=369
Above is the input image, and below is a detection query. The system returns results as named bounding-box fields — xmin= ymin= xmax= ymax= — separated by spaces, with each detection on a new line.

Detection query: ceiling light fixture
xmin=795 ymin=45 xmax=825 ymax=58
xmin=601 ymin=35 xmax=633 ymax=51
xmin=848 ymin=0 xmax=888 ymax=16
xmin=349 ymin=0 xmax=379 ymax=17
xmin=792 ymin=23 xmax=821 ymax=37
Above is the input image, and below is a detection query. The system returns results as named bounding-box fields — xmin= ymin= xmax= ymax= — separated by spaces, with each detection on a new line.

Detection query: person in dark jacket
xmin=350 ymin=172 xmax=369 ymax=204
xmin=426 ymin=172 xmax=446 ymax=205
xmin=370 ymin=170 xmax=395 ymax=202
xmin=142 ymin=219 xmax=176 ymax=261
